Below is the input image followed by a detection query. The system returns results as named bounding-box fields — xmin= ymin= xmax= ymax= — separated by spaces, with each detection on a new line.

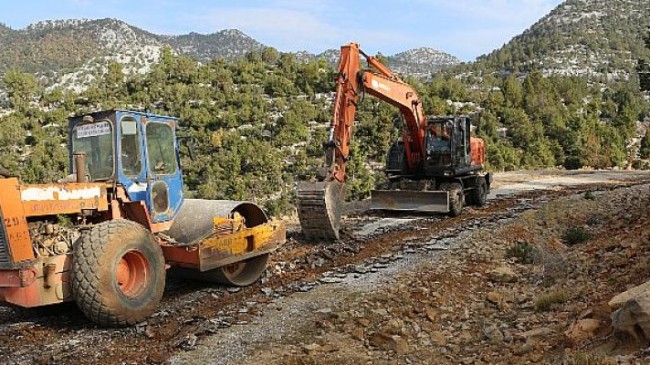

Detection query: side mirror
xmin=177 ymin=136 xmax=197 ymax=160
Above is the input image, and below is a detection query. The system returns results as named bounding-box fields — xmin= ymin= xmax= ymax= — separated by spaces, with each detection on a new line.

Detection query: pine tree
xmin=641 ymin=129 xmax=650 ymax=159
xmin=638 ymin=32 xmax=650 ymax=92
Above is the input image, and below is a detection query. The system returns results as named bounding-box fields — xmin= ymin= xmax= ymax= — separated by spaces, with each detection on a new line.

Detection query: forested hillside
xmin=470 ymin=0 xmax=650 ymax=80
xmin=1 ymin=42 xmax=648 ymax=215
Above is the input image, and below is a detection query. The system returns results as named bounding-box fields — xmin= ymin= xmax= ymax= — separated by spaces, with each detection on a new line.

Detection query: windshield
xmin=426 ymin=122 xmax=452 ymax=152
xmin=71 ymin=120 xmax=114 ymax=180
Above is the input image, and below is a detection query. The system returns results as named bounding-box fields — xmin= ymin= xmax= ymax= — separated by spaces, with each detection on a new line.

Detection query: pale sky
xmin=0 ymin=0 xmax=564 ymax=61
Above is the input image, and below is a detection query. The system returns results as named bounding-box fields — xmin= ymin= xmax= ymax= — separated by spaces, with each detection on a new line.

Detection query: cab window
xmin=71 ymin=120 xmax=114 ymax=180
xmin=120 ymin=117 xmax=142 ymax=176
xmin=146 ymin=123 xmax=177 ymax=175
xmin=426 ymin=122 xmax=451 ymax=154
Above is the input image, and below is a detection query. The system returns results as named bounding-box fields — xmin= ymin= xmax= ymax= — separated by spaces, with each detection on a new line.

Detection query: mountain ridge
xmin=0 ymin=17 xmax=461 ymax=90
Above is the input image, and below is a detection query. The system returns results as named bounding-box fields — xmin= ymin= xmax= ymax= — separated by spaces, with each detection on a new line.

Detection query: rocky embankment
xmin=238 ymin=182 xmax=650 ymax=364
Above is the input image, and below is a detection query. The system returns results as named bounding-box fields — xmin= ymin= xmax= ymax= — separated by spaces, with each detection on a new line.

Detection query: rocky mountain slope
xmin=3 ymin=1 xmax=650 ymax=87
xmin=0 ymin=19 xmax=165 ymax=91
xmin=389 ymin=47 xmax=461 ymax=77
xmin=473 ymin=0 xmax=650 ymax=80
xmin=0 ymin=18 xmax=459 ymax=91
xmin=299 ymin=47 xmax=462 ymax=77
xmin=163 ymin=29 xmax=265 ymax=62
xmin=0 ymin=19 xmax=265 ymax=76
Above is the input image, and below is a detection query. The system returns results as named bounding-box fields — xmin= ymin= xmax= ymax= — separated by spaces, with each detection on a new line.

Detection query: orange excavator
xmin=297 ymin=43 xmax=491 ymax=240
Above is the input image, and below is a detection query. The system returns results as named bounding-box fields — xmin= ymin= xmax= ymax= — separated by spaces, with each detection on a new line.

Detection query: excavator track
xmin=297 ymin=181 xmax=344 ymax=241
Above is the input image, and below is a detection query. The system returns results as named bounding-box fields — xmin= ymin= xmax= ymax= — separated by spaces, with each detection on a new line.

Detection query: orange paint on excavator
xmin=297 ymin=43 xmax=492 ymax=241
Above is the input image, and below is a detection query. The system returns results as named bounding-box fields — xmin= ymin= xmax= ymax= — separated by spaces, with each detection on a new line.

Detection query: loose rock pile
xmin=247 ymin=183 xmax=650 ymax=364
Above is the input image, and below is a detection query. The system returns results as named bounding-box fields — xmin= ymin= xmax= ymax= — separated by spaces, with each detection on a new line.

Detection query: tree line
xmin=1 ymin=45 xmax=648 ymax=216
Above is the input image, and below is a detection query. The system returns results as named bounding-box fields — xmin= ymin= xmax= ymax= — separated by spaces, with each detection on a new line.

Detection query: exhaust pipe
xmin=73 ymin=152 xmax=86 ymax=183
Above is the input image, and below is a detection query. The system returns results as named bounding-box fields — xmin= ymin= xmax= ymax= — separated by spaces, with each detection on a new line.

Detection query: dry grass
xmin=565 ymin=351 xmax=610 ymax=365
xmin=505 ymin=241 xmax=537 ymax=264
xmin=534 ymin=289 xmax=569 ymax=312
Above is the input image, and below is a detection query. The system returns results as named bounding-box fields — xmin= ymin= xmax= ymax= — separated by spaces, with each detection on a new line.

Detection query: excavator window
xmin=71 ymin=120 xmax=114 ymax=180
xmin=454 ymin=118 xmax=471 ymax=164
xmin=465 ymin=118 xmax=472 ymax=155
xmin=426 ymin=122 xmax=451 ymax=154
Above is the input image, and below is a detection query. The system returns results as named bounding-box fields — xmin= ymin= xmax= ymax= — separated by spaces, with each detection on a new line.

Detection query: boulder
xmin=564 ymin=319 xmax=600 ymax=344
xmin=609 ymin=281 xmax=650 ymax=311
xmin=425 ymin=307 xmax=439 ymax=322
xmin=517 ymin=327 xmax=554 ymax=341
xmin=369 ymin=332 xmax=410 ymax=354
xmin=350 ymin=326 xmax=364 ymax=341
xmin=486 ymin=291 xmax=503 ymax=305
xmin=483 ymin=324 xmax=505 ymax=344
xmin=611 ymin=291 xmax=650 ymax=341
xmin=302 ymin=343 xmax=321 ymax=354
xmin=430 ymin=331 xmax=447 ymax=346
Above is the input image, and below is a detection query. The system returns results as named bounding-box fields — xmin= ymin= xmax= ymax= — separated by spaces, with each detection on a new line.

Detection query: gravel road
xmin=0 ymin=169 xmax=648 ymax=365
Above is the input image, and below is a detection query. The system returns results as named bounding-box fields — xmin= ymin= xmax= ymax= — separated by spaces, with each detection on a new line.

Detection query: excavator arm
xmin=297 ymin=43 xmax=428 ymax=240
xmin=360 ymin=68 xmax=427 ymax=173
xmin=325 ymin=43 xmax=427 ymax=182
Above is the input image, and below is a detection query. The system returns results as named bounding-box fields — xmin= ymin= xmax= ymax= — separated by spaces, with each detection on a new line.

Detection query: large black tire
xmin=72 ymin=220 xmax=166 ymax=327
xmin=468 ymin=177 xmax=488 ymax=207
xmin=440 ymin=182 xmax=464 ymax=217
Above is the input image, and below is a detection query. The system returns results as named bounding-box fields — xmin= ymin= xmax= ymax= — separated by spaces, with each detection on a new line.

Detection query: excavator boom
xmin=296 ymin=44 xmax=363 ymax=240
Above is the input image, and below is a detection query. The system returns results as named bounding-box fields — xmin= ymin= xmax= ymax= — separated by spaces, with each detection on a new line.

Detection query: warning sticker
xmin=76 ymin=121 xmax=112 ymax=138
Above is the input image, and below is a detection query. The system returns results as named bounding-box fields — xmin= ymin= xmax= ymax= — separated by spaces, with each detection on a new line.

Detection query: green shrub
xmin=563 ymin=226 xmax=590 ymax=246
xmin=505 ymin=241 xmax=536 ymax=264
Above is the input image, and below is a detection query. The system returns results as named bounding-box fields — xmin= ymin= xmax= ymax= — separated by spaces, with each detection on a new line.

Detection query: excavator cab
xmin=69 ymin=110 xmax=184 ymax=223
xmin=424 ymin=116 xmax=477 ymax=176
xmin=426 ymin=119 xmax=453 ymax=165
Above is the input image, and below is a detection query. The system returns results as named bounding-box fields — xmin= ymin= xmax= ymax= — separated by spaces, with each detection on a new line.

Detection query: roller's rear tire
xmin=171 ymin=253 xmax=270 ymax=287
xmin=72 ymin=220 xmax=166 ymax=327
xmin=205 ymin=254 xmax=269 ymax=287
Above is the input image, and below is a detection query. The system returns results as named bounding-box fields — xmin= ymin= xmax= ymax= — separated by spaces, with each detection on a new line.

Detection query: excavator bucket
xmin=297 ymin=181 xmax=344 ymax=241
xmin=370 ymin=190 xmax=450 ymax=213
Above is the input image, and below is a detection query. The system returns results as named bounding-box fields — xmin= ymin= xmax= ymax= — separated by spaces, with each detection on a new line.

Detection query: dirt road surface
xmin=1 ymin=169 xmax=649 ymax=364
